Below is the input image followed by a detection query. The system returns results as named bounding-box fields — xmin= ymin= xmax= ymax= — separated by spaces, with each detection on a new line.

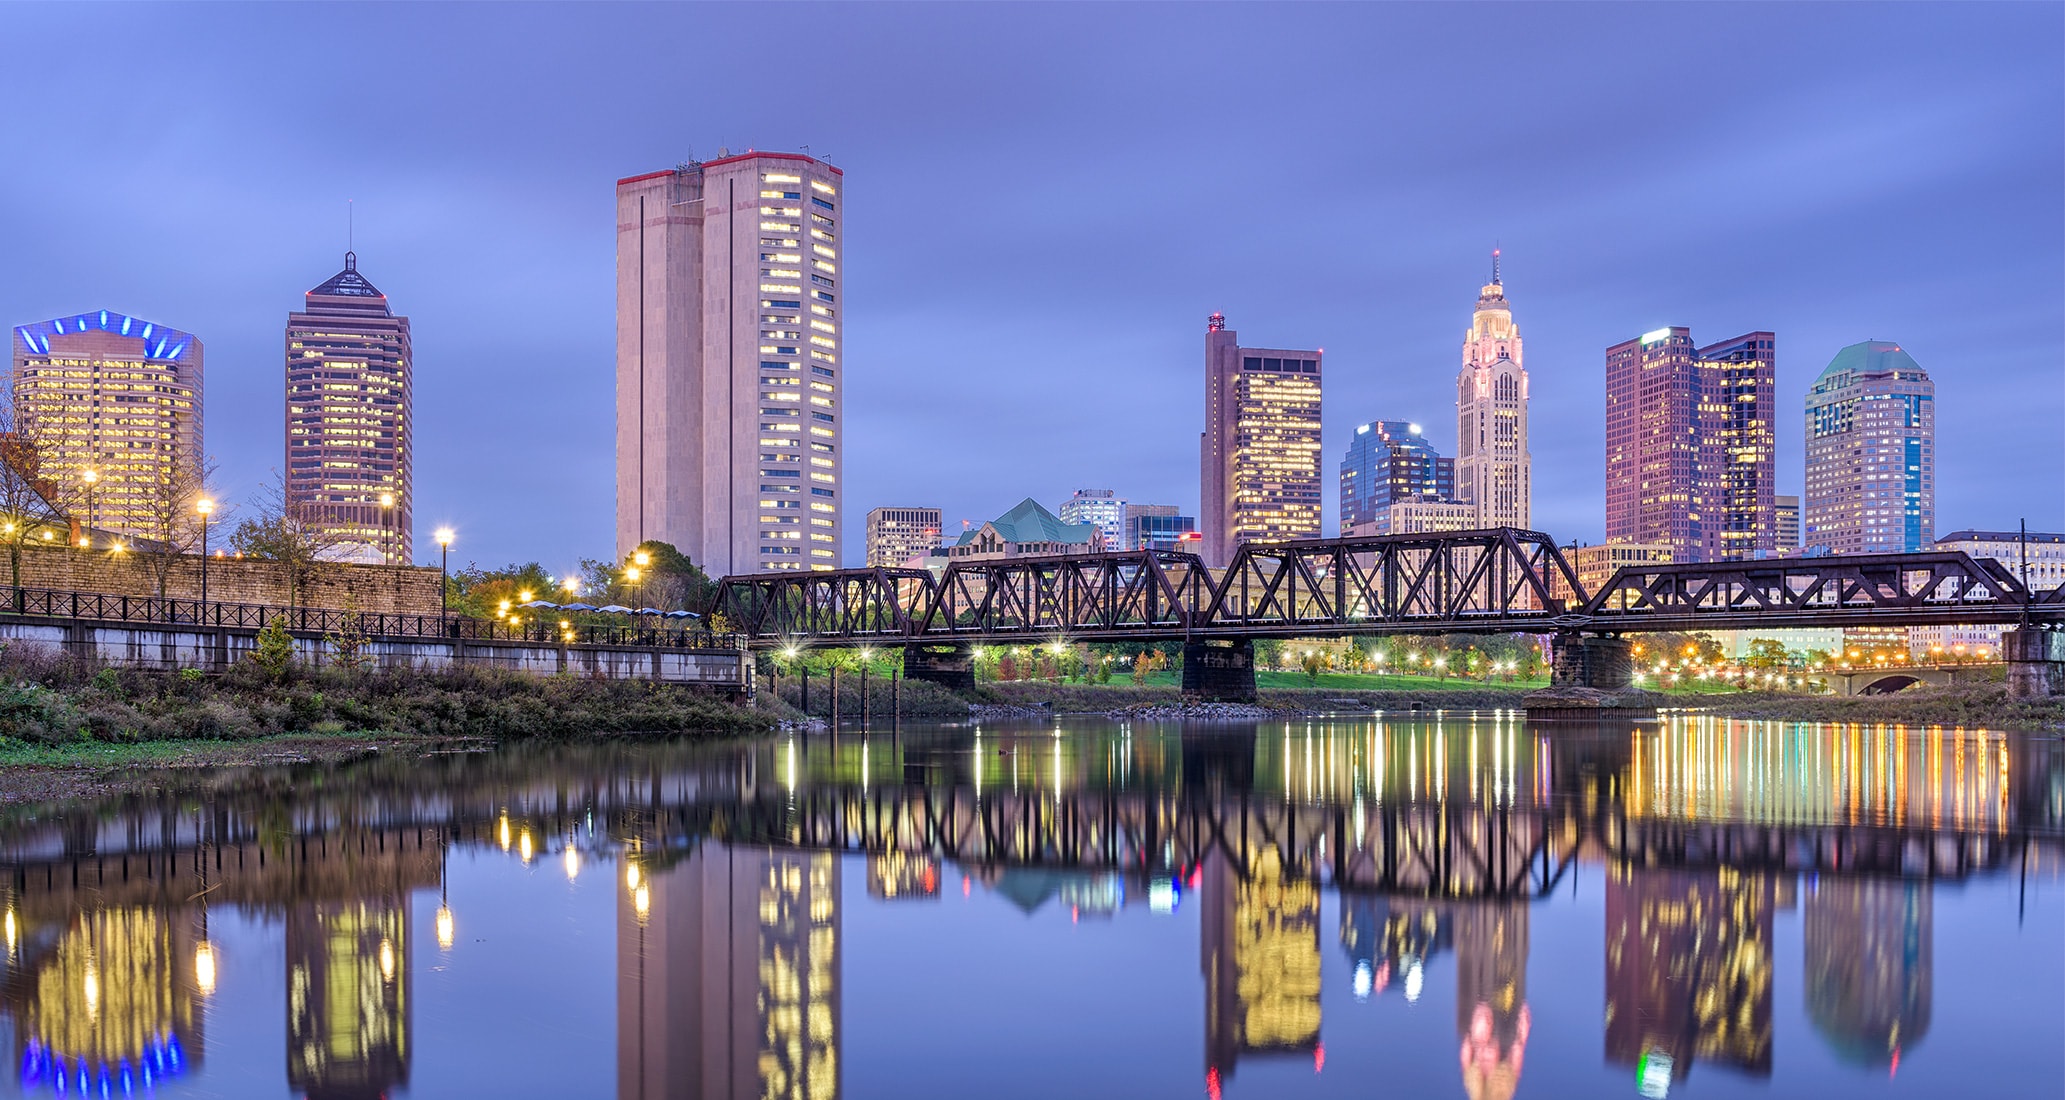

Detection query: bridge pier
xmin=1182 ymin=638 xmax=1257 ymax=703
xmin=2004 ymin=628 xmax=2065 ymax=700
xmin=1550 ymin=632 xmax=1633 ymax=690
xmin=902 ymin=643 xmax=976 ymax=693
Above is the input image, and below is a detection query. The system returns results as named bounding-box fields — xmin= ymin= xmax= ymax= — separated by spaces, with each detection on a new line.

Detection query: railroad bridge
xmin=716 ymin=527 xmax=2065 ymax=700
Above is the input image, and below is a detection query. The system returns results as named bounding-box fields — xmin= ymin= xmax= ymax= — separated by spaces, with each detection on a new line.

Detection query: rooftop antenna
xmin=349 ymin=199 xmax=354 ymax=252
xmin=1491 ymin=244 xmax=1502 ymax=286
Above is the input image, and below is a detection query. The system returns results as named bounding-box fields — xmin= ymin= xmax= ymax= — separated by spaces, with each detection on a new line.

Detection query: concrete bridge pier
xmin=1182 ymin=638 xmax=1257 ymax=703
xmin=902 ymin=643 xmax=977 ymax=693
xmin=2004 ymin=627 xmax=2065 ymax=700
xmin=1550 ymin=632 xmax=1633 ymax=690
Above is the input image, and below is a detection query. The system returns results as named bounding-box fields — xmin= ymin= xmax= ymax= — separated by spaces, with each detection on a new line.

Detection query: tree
xmin=251 ymin=614 xmax=295 ymax=679
xmin=130 ymin=436 xmax=218 ymax=599
xmin=584 ymin=540 xmax=718 ymax=613
xmin=326 ymin=593 xmax=371 ymax=674
xmin=0 ymin=405 xmax=76 ymax=590
xmin=228 ymin=470 xmax=349 ymax=607
xmin=1744 ymin=638 xmax=1790 ymax=670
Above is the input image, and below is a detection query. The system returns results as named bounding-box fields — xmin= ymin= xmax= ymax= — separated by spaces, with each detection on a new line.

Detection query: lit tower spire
xmin=1453 ymin=250 xmax=1530 ymax=529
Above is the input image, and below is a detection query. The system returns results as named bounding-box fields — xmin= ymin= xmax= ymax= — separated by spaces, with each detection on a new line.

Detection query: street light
xmin=435 ymin=528 xmax=454 ymax=627
xmin=81 ymin=468 xmax=97 ymax=546
xmin=379 ymin=492 xmax=396 ymax=565
xmin=196 ymin=498 xmax=215 ymax=614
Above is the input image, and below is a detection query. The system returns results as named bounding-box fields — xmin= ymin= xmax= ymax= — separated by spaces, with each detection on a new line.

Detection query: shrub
xmin=252 ymin=615 xmax=294 ymax=680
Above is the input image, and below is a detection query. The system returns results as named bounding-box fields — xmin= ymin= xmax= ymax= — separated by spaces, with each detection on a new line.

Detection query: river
xmin=1 ymin=711 xmax=2060 ymax=1099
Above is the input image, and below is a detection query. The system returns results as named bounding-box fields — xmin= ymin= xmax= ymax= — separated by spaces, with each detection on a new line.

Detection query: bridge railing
xmin=0 ymin=584 xmax=739 ymax=650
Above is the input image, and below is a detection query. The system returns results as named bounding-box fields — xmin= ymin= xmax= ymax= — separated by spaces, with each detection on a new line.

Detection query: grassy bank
xmin=0 ymin=644 xmax=775 ymax=757
xmin=1680 ymin=684 xmax=2065 ymax=729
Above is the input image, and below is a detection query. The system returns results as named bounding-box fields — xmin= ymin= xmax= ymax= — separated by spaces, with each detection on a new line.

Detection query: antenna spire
xmin=1491 ymin=246 xmax=1502 ymax=286
xmin=348 ymin=199 xmax=354 ymax=254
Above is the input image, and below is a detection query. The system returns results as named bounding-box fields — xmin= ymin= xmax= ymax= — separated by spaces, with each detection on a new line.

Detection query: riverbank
xmin=1678 ymin=684 xmax=2065 ymax=730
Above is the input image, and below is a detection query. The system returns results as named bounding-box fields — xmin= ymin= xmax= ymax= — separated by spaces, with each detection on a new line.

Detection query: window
xmin=812 ymin=366 xmax=834 ymax=378
xmin=762 ymin=172 xmax=802 ymax=184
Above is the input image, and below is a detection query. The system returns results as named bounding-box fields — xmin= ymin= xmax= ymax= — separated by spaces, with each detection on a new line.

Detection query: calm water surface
xmin=2 ymin=713 xmax=2061 ymax=1100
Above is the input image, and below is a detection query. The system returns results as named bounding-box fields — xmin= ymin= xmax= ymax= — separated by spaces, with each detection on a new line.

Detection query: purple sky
xmin=2 ymin=3 xmax=2059 ymax=573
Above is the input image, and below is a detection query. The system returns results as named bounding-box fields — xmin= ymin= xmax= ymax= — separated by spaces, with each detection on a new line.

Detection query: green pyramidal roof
xmin=1815 ymin=340 xmax=1923 ymax=387
xmin=957 ymin=497 xmax=1096 ymax=546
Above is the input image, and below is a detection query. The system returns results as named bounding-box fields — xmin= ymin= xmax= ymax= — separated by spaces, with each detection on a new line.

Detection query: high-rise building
xmin=864 ymin=507 xmax=941 ymax=569
xmin=1057 ymin=489 xmax=1125 ymax=549
xmin=1555 ymin=542 xmax=1674 ymax=603
xmin=1803 ymin=341 xmax=1934 ymax=555
xmin=1351 ymin=499 xmax=1479 ymax=537
xmin=286 ymin=253 xmax=412 ymax=563
xmin=1774 ymin=495 xmax=1801 ymax=554
xmin=10 ymin=310 xmax=202 ymax=544
xmin=1123 ymin=503 xmax=1198 ymax=552
xmin=1339 ymin=420 xmax=1454 ymax=533
xmin=1454 ymin=252 xmax=1530 ymax=529
xmin=1201 ymin=314 xmax=1322 ymax=566
xmin=617 ymin=151 xmax=845 ymax=576
xmin=1605 ymin=327 xmax=1775 ymax=562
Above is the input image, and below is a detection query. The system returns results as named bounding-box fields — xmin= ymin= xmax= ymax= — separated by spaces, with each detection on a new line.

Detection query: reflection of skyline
xmin=1339 ymin=897 xmax=1450 ymax=1002
xmin=288 ymin=899 xmax=411 ymax=1100
xmin=1202 ymin=846 xmax=1321 ymax=1091
xmin=1805 ymin=876 xmax=1932 ymax=1068
xmin=1455 ymin=902 xmax=1530 ymax=1100
xmin=9 ymin=906 xmax=205 ymax=1095
xmin=1605 ymin=866 xmax=1775 ymax=1096
xmin=618 ymin=847 xmax=840 ymax=1100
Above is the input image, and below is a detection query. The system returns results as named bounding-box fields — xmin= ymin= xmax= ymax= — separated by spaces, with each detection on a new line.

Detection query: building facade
xmin=1605 ymin=327 xmax=1775 ymax=562
xmin=863 ymin=507 xmax=941 ymax=569
xmin=11 ymin=310 xmax=203 ymax=544
xmin=285 ymin=253 xmax=412 ymax=563
xmin=1775 ymin=495 xmax=1801 ymax=554
xmin=1934 ymin=529 xmax=2065 ymax=591
xmin=1454 ymin=252 xmax=1530 ymax=529
xmin=1123 ymin=503 xmax=1198 ymax=552
xmin=1348 ymin=499 xmax=1480 ymax=538
xmin=617 ymin=151 xmax=845 ymax=576
xmin=1201 ymin=314 xmax=1322 ymax=566
xmin=1057 ymin=489 xmax=1125 ymax=549
xmin=1339 ymin=420 xmax=1454 ymax=533
xmin=1803 ymin=341 xmax=1934 ymax=555
xmin=1557 ymin=542 xmax=1674 ymax=603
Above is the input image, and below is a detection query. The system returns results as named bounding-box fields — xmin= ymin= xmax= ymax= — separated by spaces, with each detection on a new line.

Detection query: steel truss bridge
xmin=715 ymin=527 xmax=2065 ymax=646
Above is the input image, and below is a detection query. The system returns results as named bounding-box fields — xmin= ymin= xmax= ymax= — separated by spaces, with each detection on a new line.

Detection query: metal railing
xmin=0 ymin=585 xmax=739 ymax=651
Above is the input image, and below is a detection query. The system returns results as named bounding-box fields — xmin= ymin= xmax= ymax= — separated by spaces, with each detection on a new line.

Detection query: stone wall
xmin=2 ymin=543 xmax=442 ymax=614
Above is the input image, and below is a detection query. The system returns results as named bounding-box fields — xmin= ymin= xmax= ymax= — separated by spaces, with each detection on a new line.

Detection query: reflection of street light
xmin=435 ymin=904 xmax=455 ymax=951
xmin=563 ymin=844 xmax=580 ymax=882
xmin=194 ymin=941 xmax=217 ymax=995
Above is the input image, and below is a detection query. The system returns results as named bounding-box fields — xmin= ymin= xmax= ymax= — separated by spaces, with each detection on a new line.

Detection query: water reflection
xmin=0 ymin=715 xmax=2057 ymax=1099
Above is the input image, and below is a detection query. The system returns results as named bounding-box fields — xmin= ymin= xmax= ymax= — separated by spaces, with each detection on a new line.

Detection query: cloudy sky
xmin=2 ymin=3 xmax=2059 ymax=573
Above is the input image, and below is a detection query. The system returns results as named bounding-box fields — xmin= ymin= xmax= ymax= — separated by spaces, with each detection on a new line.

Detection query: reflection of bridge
xmin=713 ymin=529 xmax=2065 ymax=698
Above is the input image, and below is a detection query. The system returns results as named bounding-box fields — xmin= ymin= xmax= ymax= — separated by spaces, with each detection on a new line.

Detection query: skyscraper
xmin=617 ymin=151 xmax=845 ymax=577
xmin=1339 ymin=420 xmax=1454 ymax=533
xmin=1803 ymin=341 xmax=1934 ymax=554
xmin=864 ymin=507 xmax=941 ymax=569
xmin=1122 ymin=503 xmax=1197 ymax=552
xmin=1604 ymin=327 xmax=1775 ymax=562
xmin=10 ymin=310 xmax=202 ymax=544
xmin=1774 ymin=495 xmax=1800 ymax=554
xmin=1201 ymin=314 xmax=1322 ymax=566
xmin=1454 ymin=253 xmax=1529 ymax=529
xmin=285 ymin=253 xmax=412 ymax=563
xmin=1057 ymin=489 xmax=1125 ymax=549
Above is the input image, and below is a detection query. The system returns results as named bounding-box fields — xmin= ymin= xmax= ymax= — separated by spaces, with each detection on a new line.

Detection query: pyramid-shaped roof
xmin=309 ymin=252 xmax=387 ymax=300
xmin=957 ymin=497 xmax=1096 ymax=546
xmin=1814 ymin=340 xmax=1922 ymax=387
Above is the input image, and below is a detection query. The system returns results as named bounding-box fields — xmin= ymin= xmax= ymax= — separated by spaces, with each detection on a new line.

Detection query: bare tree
xmin=0 ymin=405 xmax=76 ymax=590
xmin=227 ymin=469 xmax=349 ymax=608
xmin=130 ymin=435 xmax=220 ymax=599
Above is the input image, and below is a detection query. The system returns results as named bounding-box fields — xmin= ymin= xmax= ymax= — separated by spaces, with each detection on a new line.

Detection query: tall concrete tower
xmin=1454 ymin=251 xmax=1530 ymax=530
xmin=616 ymin=152 xmax=845 ymax=576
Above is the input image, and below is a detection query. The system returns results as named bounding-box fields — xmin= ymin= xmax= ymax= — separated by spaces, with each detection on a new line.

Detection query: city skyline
xmin=0 ymin=5 xmax=2058 ymax=571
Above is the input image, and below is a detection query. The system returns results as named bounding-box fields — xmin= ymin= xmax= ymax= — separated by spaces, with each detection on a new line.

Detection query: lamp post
xmin=379 ymin=492 xmax=396 ymax=565
xmin=80 ymin=468 xmax=97 ymax=548
xmin=435 ymin=528 xmax=454 ymax=629
xmin=195 ymin=497 xmax=214 ymax=618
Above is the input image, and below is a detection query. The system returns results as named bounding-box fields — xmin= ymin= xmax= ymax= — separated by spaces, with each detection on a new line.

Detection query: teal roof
xmin=956 ymin=497 xmax=1096 ymax=546
xmin=1814 ymin=340 xmax=1924 ymax=388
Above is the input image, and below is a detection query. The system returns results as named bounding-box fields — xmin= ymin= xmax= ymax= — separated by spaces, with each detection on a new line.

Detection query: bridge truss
xmin=716 ymin=528 xmax=2063 ymax=647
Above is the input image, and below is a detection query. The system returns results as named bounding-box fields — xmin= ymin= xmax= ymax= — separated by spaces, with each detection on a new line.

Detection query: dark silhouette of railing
xmin=0 ymin=583 xmax=737 ymax=650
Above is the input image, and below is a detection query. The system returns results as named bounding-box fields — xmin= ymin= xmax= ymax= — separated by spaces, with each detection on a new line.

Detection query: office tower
xmin=617 ymin=151 xmax=845 ymax=576
xmin=1774 ymin=495 xmax=1801 ymax=554
xmin=285 ymin=253 xmax=413 ymax=563
xmin=1123 ymin=503 xmax=1197 ymax=552
xmin=1558 ymin=542 xmax=1673 ymax=602
xmin=10 ymin=310 xmax=202 ymax=543
xmin=1803 ymin=877 xmax=1931 ymax=1069
xmin=1454 ymin=253 xmax=1530 ymax=528
xmin=1201 ymin=314 xmax=1322 ymax=566
xmin=1803 ymin=341 xmax=1934 ymax=555
xmin=1605 ymin=327 xmax=1775 ymax=562
xmin=864 ymin=507 xmax=941 ymax=569
xmin=619 ymin=846 xmax=839 ymax=1100
xmin=1370 ymin=499 xmax=1480 ymax=536
xmin=1339 ymin=420 xmax=1455 ymax=532
xmin=1057 ymin=489 xmax=1125 ymax=549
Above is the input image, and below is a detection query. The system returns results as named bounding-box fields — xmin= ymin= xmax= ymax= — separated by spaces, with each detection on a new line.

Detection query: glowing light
xmin=378 ymin=937 xmax=396 ymax=981
xmin=195 ymin=498 xmax=214 ymax=516
xmin=435 ymin=905 xmax=455 ymax=950
xmin=2 ymin=910 xmax=14 ymax=953
xmin=434 ymin=527 xmax=454 ymax=547
xmin=625 ymin=862 xmax=642 ymax=891
xmin=563 ymin=844 xmax=580 ymax=881
xmin=497 ymin=815 xmax=512 ymax=850
xmin=1352 ymin=960 xmax=1374 ymax=1000
xmin=518 ymin=830 xmax=534 ymax=863
xmin=1404 ymin=959 xmax=1424 ymax=1002
xmin=634 ymin=884 xmax=651 ymax=922
xmin=83 ymin=961 xmax=100 ymax=1015
xmin=194 ymin=941 xmax=217 ymax=995
xmin=1641 ymin=326 xmax=1672 ymax=345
